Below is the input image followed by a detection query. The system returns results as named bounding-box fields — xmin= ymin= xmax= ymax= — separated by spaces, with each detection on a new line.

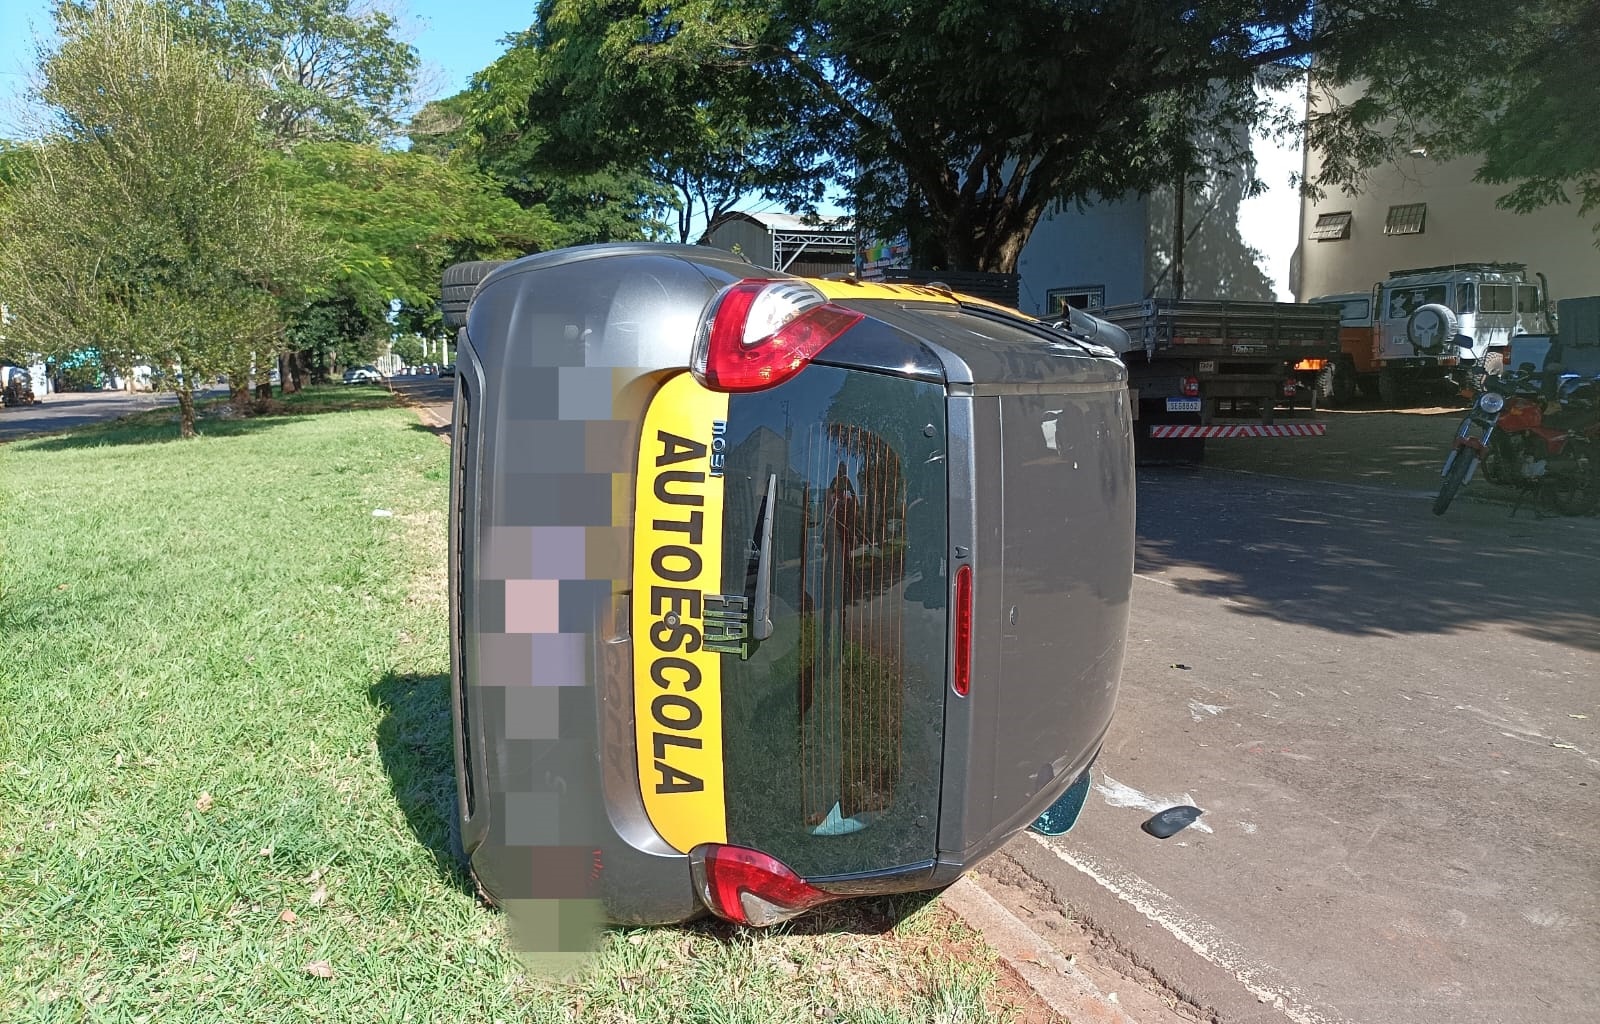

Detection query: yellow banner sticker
xmin=631 ymin=373 xmax=731 ymax=852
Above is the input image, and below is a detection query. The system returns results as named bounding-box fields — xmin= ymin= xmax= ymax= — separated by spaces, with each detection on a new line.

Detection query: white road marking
xmin=1029 ymin=834 xmax=1353 ymax=1024
xmin=1134 ymin=572 xmax=1178 ymax=588
xmin=1094 ymin=774 xmax=1214 ymax=833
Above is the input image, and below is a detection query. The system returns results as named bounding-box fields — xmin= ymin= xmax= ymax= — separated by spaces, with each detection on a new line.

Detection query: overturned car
xmin=443 ymin=244 xmax=1134 ymax=926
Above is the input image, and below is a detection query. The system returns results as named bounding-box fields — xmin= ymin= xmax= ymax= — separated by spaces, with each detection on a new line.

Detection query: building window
xmin=1311 ymin=211 xmax=1352 ymax=241
xmin=1385 ymin=203 xmax=1427 ymax=235
xmin=1046 ymin=286 xmax=1105 ymax=315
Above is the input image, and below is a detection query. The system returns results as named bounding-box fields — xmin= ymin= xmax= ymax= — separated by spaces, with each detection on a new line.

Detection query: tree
xmin=472 ymin=1 xmax=1332 ymax=273
xmin=269 ymin=141 xmax=557 ymax=378
xmin=0 ymin=0 xmax=319 ymax=436
xmin=467 ymin=4 xmax=827 ymax=243
xmin=53 ymin=0 xmax=423 ymax=146
xmin=1304 ymin=0 xmax=1600 ymax=244
xmin=413 ymin=86 xmax=674 ymax=247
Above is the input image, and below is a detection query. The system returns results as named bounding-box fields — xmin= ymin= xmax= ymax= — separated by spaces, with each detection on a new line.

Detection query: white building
xmin=1293 ymin=86 xmax=1600 ymax=304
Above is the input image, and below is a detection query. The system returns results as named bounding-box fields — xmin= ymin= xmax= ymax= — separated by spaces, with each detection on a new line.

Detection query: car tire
xmin=441 ymin=261 xmax=509 ymax=329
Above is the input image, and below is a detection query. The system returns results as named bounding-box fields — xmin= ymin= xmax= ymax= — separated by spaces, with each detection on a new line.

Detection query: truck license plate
xmin=1165 ymin=398 xmax=1201 ymax=413
xmin=1198 ymin=360 xmax=1217 ymax=374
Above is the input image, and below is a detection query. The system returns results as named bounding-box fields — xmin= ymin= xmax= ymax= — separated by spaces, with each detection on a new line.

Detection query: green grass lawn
xmin=0 ymin=391 xmax=1027 ymax=1023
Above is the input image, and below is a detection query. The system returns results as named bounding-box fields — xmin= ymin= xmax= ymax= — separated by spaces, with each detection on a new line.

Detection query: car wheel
xmin=442 ymin=260 xmax=510 ymax=329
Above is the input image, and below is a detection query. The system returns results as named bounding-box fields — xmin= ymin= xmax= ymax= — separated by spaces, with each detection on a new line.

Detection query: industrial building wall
xmin=1296 ymin=83 xmax=1600 ymax=304
xmin=1015 ymin=196 xmax=1149 ymax=317
xmin=701 ymin=217 xmax=776 ymax=269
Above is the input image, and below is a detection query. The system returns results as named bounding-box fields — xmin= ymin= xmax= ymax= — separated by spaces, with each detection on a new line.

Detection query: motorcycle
xmin=1433 ymin=367 xmax=1600 ymax=516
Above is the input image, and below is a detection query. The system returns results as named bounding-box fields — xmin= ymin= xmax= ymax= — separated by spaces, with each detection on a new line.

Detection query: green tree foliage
xmin=53 ymin=0 xmax=422 ymax=146
xmin=0 ymin=0 xmax=319 ymax=436
xmin=1306 ymin=0 xmax=1599 ymax=242
xmin=52 ymin=0 xmax=419 ymax=145
xmin=467 ymin=3 xmax=826 ymax=243
xmin=272 ymin=140 xmax=555 ymax=348
xmin=468 ymin=1 xmax=1333 ymax=273
xmin=413 ymin=87 xmax=674 ymax=247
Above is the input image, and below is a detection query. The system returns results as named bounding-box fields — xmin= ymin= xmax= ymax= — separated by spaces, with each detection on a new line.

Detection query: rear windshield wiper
xmin=751 ymin=473 xmax=776 ymax=642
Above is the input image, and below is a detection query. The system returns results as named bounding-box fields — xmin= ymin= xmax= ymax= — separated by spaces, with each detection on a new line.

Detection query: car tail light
xmin=953 ymin=564 xmax=973 ymax=697
xmin=692 ymin=279 xmax=865 ymax=392
xmin=689 ymin=844 xmax=841 ymax=926
xmin=1181 ymin=376 xmax=1200 ymax=397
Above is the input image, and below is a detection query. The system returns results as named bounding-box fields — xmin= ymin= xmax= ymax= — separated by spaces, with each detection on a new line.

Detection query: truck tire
xmin=1332 ymin=358 xmax=1357 ymax=405
xmin=441 ymin=260 xmax=509 ymax=329
xmin=1314 ymin=365 xmax=1338 ymax=407
xmin=1378 ymin=367 xmax=1402 ymax=408
xmin=1482 ymin=350 xmax=1505 ymax=378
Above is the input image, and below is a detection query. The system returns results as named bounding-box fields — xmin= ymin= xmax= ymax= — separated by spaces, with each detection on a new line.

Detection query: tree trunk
xmin=256 ymin=381 xmax=273 ymax=401
xmin=1173 ymin=173 xmax=1186 ymax=301
xmin=277 ymin=351 xmax=298 ymax=395
xmin=230 ymin=383 xmax=251 ymax=408
xmin=176 ymin=385 xmax=197 ymax=438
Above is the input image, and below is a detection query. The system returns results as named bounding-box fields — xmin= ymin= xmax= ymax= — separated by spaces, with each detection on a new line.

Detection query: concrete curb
xmin=941 ymin=876 xmax=1138 ymax=1024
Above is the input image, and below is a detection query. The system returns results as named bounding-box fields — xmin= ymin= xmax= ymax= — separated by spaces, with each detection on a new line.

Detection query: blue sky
xmin=1 ymin=0 xmax=535 ymax=135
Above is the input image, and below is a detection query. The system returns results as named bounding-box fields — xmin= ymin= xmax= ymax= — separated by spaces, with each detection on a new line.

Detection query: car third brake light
xmin=692 ymin=279 xmax=865 ymax=392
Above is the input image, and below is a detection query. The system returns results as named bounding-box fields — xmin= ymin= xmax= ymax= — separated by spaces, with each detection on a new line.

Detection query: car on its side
xmin=342 ymin=365 xmax=382 ymax=384
xmin=444 ymin=244 xmax=1136 ymax=927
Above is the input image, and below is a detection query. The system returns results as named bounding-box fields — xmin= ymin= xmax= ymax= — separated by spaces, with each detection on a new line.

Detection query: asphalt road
xmin=389 ymin=373 xmax=455 ymax=405
xmin=0 ymin=377 xmax=457 ymax=442
xmin=0 ymin=386 xmax=231 ymax=440
xmin=995 ymin=466 xmax=1600 ymax=1024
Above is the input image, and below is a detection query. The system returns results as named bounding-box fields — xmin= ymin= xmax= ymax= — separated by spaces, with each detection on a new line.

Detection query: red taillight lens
xmin=1181 ymin=376 xmax=1200 ymax=397
xmin=953 ymin=564 xmax=973 ymax=697
xmin=692 ymin=279 xmax=865 ymax=392
xmin=689 ymin=844 xmax=840 ymax=927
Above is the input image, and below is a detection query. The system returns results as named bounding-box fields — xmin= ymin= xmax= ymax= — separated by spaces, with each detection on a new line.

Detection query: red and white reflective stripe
xmin=1149 ymin=423 xmax=1327 ymax=438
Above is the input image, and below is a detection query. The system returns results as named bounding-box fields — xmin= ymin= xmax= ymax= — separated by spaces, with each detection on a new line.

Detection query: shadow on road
xmin=1134 ymin=466 xmax=1600 ymax=652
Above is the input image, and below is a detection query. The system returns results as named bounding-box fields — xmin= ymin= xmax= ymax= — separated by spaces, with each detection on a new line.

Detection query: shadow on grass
xmin=14 ymin=387 xmax=404 ymax=452
xmin=365 ymin=669 xmax=948 ymax=937
xmin=410 ymin=420 xmax=452 ymax=442
xmin=367 ymin=671 xmax=476 ymax=899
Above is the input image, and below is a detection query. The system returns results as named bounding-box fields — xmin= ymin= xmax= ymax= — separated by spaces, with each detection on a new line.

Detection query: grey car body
xmin=447 ymin=243 xmax=1134 ymax=924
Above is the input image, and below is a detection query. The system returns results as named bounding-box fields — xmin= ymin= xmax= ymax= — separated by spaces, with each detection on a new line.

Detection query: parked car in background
xmin=342 ymin=365 xmax=382 ymax=385
xmin=437 ymin=363 xmax=455 ymax=378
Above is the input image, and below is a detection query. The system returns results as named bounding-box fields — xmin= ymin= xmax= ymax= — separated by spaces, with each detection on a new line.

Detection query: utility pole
xmin=1172 ymin=172 xmax=1186 ymax=301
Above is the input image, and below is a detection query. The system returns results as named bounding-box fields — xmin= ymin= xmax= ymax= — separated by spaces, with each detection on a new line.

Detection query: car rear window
xmin=716 ymin=364 xmax=948 ymax=879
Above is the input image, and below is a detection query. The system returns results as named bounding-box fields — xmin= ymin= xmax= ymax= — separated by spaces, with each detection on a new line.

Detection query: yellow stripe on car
xmin=811 ymin=278 xmax=1028 ymax=318
xmin=632 ymin=373 xmax=731 ymax=852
